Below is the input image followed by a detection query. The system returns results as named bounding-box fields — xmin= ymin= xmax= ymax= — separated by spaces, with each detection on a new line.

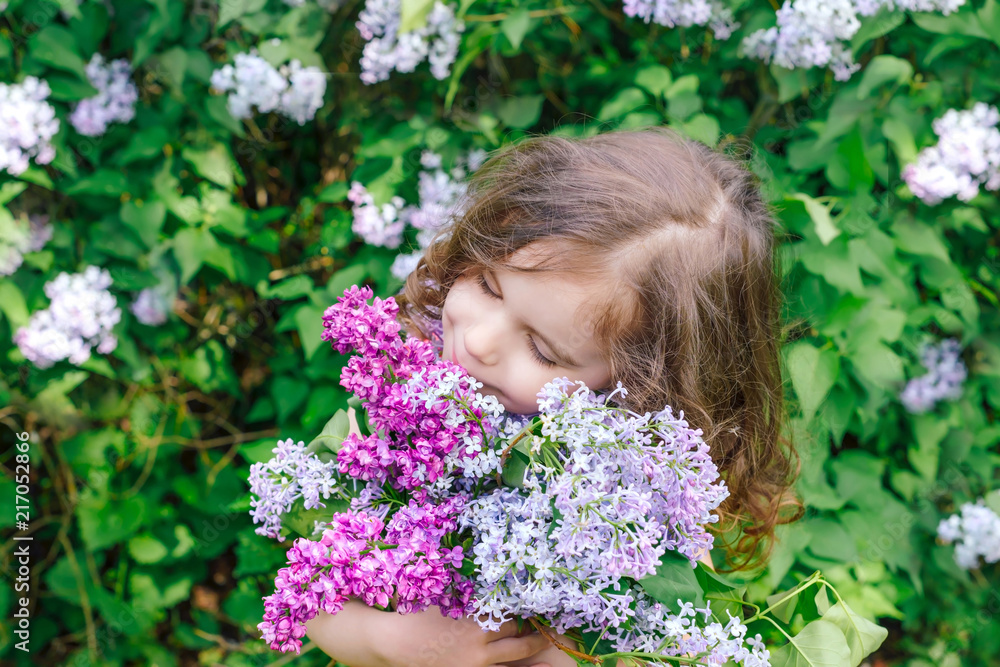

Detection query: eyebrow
xmin=488 ymin=269 xmax=583 ymax=367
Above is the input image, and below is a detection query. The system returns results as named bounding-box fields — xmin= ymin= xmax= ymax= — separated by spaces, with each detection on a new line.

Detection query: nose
xmin=463 ymin=319 xmax=503 ymax=367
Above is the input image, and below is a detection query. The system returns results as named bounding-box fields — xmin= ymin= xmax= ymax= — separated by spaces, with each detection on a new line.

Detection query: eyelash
xmin=476 ymin=273 xmax=557 ymax=368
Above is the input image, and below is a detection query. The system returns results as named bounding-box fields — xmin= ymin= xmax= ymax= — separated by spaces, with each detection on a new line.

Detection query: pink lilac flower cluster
xmin=14 ymin=266 xmax=121 ymax=368
xmin=356 ymin=0 xmax=464 ymax=84
xmin=899 ymin=338 xmax=966 ymax=414
xmin=321 ymin=285 xmax=503 ymax=496
xmin=0 ymin=214 xmax=52 ymax=277
xmin=249 ymin=439 xmax=347 ymax=539
xmin=902 ymin=102 xmax=1000 ymax=205
xmin=0 ymin=76 xmax=59 ymax=176
xmin=742 ymin=0 xmax=964 ymax=81
xmin=258 ymin=499 xmax=476 ymax=653
xmin=69 ymin=54 xmax=138 ymax=137
xmin=937 ymin=498 xmax=1000 ymax=570
xmin=622 ymin=0 xmax=739 ymax=40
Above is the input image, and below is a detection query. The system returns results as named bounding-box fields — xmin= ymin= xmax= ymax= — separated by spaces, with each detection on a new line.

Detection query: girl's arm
xmin=304 ymin=601 xmax=556 ymax=667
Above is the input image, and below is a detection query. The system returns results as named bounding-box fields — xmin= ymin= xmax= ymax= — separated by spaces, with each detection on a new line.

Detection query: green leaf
xmin=64 ymin=170 xmax=130 ymax=197
xmin=45 ymin=74 xmax=99 ymax=101
xmin=0 ymin=181 xmax=27 ymax=205
xmin=881 ymin=117 xmax=918 ymax=166
xmin=129 ymin=535 xmax=169 ymax=564
xmin=294 ymin=304 xmax=327 ymax=358
xmin=501 ymin=450 xmax=529 ymax=488
xmin=120 ymin=200 xmax=167 ymax=249
xmin=445 ymin=24 xmax=497 ymax=113
xmin=598 ymin=88 xmax=648 ymax=121
xmin=856 ymin=55 xmax=912 ymax=99
xmin=307 ymin=409 xmax=352 ymax=456
xmin=272 ymin=375 xmax=310 ymax=421
xmin=766 ymin=587 xmax=801 ymax=624
xmin=788 ymin=193 xmax=839 ymax=245
xmin=217 ymin=0 xmax=268 ymax=29
xmin=182 ymin=144 xmax=240 ymax=189
xmin=912 ymin=10 xmax=990 ymax=40
xmin=769 ymin=619 xmax=852 ymax=667
xmin=317 ymin=181 xmax=350 ymax=203
xmin=822 ymin=600 xmax=889 ymax=665
xmin=908 ymin=413 xmax=948 ymax=480
xmin=501 ymin=8 xmax=533 ymax=49
xmin=979 ymin=0 xmax=1000 ymax=48
xmin=497 ymin=95 xmax=545 ymax=129
xmin=399 ymin=0 xmax=436 ymax=33
xmin=29 ymin=26 xmax=87 ymax=79
xmin=204 ymin=95 xmax=246 ymax=137
xmin=804 ymin=518 xmax=858 ymax=563
xmin=78 ymin=494 xmax=148 ymax=551
xmin=173 ymin=227 xmax=219 ymax=283
xmin=0 ymin=282 xmax=30 ymax=329
xmin=637 ymin=551 xmax=704 ymax=608
xmin=634 ymin=65 xmax=673 ymax=98
xmin=785 ymin=342 xmax=840 ymax=423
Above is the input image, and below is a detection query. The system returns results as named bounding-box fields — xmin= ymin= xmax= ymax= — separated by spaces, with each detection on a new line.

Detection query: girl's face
xmin=441 ymin=246 xmax=614 ymax=414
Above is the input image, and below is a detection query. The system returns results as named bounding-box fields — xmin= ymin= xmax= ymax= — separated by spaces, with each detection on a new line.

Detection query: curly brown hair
xmin=396 ymin=126 xmax=803 ymax=571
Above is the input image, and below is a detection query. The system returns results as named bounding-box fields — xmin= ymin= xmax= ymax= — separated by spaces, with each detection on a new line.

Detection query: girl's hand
xmin=375 ymin=605 xmax=554 ymax=667
xmin=503 ymin=629 xmax=638 ymax=667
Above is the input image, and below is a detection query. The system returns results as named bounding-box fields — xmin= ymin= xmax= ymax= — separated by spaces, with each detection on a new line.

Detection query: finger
xmin=487 ymin=632 xmax=553 ymax=663
xmin=493 ymin=618 xmax=524 ymax=639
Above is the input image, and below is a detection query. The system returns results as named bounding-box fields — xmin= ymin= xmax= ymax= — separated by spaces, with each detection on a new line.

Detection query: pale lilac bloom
xmin=900 ymin=338 xmax=966 ymax=414
xmin=0 ymin=76 xmax=59 ymax=176
xmin=903 ymin=103 xmax=1000 ymax=205
xmin=938 ymin=500 xmax=1000 ymax=570
xmin=623 ymin=0 xmax=739 ymax=39
xmin=742 ymin=0 xmax=965 ymax=81
xmin=130 ymin=287 xmax=172 ymax=326
xmin=211 ymin=51 xmax=288 ymax=119
xmin=69 ymin=54 xmax=138 ymax=137
xmin=278 ymin=60 xmax=328 ymax=125
xmin=249 ymin=438 xmax=345 ymax=539
xmin=0 ymin=214 xmax=52 ymax=276
xmin=14 ymin=266 xmax=121 ymax=368
xmin=357 ymin=0 xmax=464 ymax=84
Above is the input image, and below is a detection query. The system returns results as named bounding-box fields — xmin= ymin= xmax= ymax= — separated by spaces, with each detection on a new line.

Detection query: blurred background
xmin=1 ymin=0 xmax=998 ymax=665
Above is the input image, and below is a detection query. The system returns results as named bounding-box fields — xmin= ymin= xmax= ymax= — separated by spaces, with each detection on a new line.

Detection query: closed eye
xmin=477 ymin=271 xmax=556 ymax=367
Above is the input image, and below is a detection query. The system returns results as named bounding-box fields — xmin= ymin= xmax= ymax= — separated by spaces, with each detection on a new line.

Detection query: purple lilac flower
xmin=249 ymin=439 xmax=346 ymax=539
xmin=622 ymin=0 xmax=739 ymax=39
xmin=259 ymin=500 xmax=475 ymax=653
xmin=69 ymin=54 xmax=138 ymax=137
xmin=903 ymin=103 xmax=1000 ymax=205
xmin=356 ymin=0 xmax=464 ymax=84
xmin=13 ymin=266 xmax=121 ymax=368
xmin=900 ymin=338 xmax=966 ymax=414
xmin=460 ymin=378 xmax=729 ymax=636
xmin=938 ymin=500 xmax=1000 ymax=570
xmin=130 ymin=287 xmax=173 ymax=326
xmin=0 ymin=76 xmax=59 ymax=176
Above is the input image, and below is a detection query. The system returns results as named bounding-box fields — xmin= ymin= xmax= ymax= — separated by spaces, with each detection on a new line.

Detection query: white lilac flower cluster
xmin=902 ymin=103 xmax=1000 ymax=205
xmin=13 ymin=266 xmax=121 ymax=369
xmin=0 ymin=214 xmax=53 ymax=277
xmin=69 ymin=54 xmax=139 ymax=137
xmin=348 ymin=148 xmax=485 ymax=278
xmin=742 ymin=0 xmax=965 ymax=81
xmin=248 ymin=439 xmax=346 ymax=538
xmin=608 ymin=592 xmax=770 ymax=666
xmin=356 ymin=0 xmax=464 ymax=84
xmin=0 ymin=77 xmax=59 ymax=176
xmin=210 ymin=51 xmax=327 ymax=126
xmin=622 ymin=0 xmax=739 ymax=39
xmin=937 ymin=499 xmax=1000 ymax=570
xmin=899 ymin=338 xmax=967 ymax=414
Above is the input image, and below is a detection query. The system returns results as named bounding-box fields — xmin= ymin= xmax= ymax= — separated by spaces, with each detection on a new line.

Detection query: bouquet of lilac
xmin=248 ymin=286 xmax=886 ymax=667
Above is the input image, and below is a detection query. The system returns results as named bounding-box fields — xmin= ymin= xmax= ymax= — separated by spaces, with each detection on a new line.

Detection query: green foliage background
xmin=1 ymin=0 xmax=998 ymax=665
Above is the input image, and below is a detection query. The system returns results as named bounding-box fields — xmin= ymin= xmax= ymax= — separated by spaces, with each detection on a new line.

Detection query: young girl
xmin=304 ymin=126 xmax=803 ymax=667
